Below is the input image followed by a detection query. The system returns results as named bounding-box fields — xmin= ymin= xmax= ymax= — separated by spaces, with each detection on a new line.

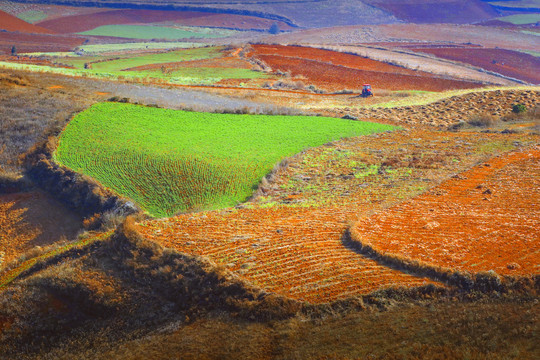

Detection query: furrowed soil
xmin=0 ymin=32 xmax=84 ymax=54
xmin=411 ymin=47 xmax=540 ymax=84
xmin=352 ymin=147 xmax=540 ymax=276
xmin=137 ymin=127 xmax=538 ymax=303
xmin=249 ymin=45 xmax=483 ymax=92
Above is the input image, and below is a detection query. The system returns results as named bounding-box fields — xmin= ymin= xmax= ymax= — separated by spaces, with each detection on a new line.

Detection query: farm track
xmin=351 ymin=147 xmax=540 ymax=277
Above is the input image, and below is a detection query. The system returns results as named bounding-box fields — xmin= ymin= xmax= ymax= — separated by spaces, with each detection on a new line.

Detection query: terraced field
xmin=351 ymin=148 xmax=540 ymax=276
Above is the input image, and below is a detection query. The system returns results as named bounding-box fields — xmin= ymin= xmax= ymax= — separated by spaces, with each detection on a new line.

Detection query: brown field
xmin=0 ymin=9 xmax=54 ymax=34
xmin=249 ymin=45 xmax=483 ymax=92
xmin=0 ymin=32 xmax=84 ymax=54
xmin=410 ymin=47 xmax=540 ymax=84
xmin=125 ymin=56 xmax=253 ymax=72
xmin=364 ymin=0 xmax=497 ymax=24
xmin=351 ymin=148 xmax=540 ymax=276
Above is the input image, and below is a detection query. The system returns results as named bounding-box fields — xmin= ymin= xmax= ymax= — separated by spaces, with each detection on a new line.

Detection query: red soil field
xmin=0 ymin=32 xmax=84 ymax=54
xmin=137 ymin=206 xmax=439 ymax=304
xmin=411 ymin=47 xmax=540 ymax=85
xmin=351 ymin=148 xmax=540 ymax=277
xmin=250 ymin=44 xmax=434 ymax=77
xmin=255 ymin=54 xmax=482 ymax=91
xmin=367 ymin=0 xmax=497 ymax=24
xmin=0 ymin=10 xmax=54 ymax=34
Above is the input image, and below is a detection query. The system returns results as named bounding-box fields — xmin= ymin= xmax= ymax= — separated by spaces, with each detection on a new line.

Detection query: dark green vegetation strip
xmin=54 ymin=103 xmax=394 ymax=217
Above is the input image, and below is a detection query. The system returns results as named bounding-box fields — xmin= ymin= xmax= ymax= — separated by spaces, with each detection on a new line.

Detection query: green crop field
xmin=141 ymin=67 xmax=271 ymax=83
xmin=489 ymin=0 xmax=540 ymax=9
xmin=495 ymin=14 xmax=540 ymax=24
xmin=78 ymin=25 xmax=235 ymax=40
xmin=54 ymin=103 xmax=394 ymax=217
xmin=87 ymin=47 xmax=222 ymax=72
xmin=17 ymin=10 xmax=47 ymax=23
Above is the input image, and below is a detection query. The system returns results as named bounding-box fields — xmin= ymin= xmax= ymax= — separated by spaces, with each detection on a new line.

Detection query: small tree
xmin=11 ymin=46 xmax=16 ymax=56
xmin=269 ymin=23 xmax=280 ymax=35
xmin=512 ymin=103 xmax=527 ymax=114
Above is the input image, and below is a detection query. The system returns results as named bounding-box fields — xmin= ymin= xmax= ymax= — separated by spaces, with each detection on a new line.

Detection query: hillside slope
xmin=0 ymin=9 xmax=54 ymax=33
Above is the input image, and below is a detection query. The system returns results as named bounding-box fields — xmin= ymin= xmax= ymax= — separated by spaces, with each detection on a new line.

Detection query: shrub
xmin=467 ymin=113 xmax=496 ymax=127
xmin=512 ymin=103 xmax=527 ymax=114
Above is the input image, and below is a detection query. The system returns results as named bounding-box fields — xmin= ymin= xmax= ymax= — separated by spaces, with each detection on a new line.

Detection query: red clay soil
xmin=137 ymin=206 xmax=439 ymax=304
xmin=367 ymin=0 xmax=497 ymax=24
xmin=250 ymin=44 xmax=434 ymax=77
xmin=0 ymin=32 xmax=84 ymax=55
xmin=351 ymin=148 xmax=540 ymax=277
xmin=0 ymin=10 xmax=55 ymax=34
xmin=411 ymin=47 xmax=540 ymax=84
xmin=256 ymin=54 xmax=482 ymax=91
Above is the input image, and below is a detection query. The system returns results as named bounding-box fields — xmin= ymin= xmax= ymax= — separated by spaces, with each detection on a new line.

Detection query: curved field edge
xmin=0 ymin=219 xmax=448 ymax=307
xmin=346 ymin=148 xmax=540 ymax=295
xmin=362 ymin=86 xmax=540 ymax=109
xmin=345 ymin=228 xmax=539 ymax=295
xmin=53 ymin=103 xmax=395 ymax=217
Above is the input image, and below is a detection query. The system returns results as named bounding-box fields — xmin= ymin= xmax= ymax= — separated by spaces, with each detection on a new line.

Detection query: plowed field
xmin=249 ymin=45 xmax=482 ymax=91
xmin=0 ymin=32 xmax=84 ymax=54
xmin=136 ymin=127 xmax=538 ymax=302
xmin=138 ymin=207 xmax=439 ymax=303
xmin=351 ymin=148 xmax=540 ymax=276
xmin=0 ymin=9 xmax=54 ymax=34
xmin=411 ymin=48 xmax=540 ymax=84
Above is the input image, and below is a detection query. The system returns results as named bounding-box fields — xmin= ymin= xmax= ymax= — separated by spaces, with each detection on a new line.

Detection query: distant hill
xmin=0 ymin=9 xmax=55 ymax=33
xmin=4 ymin=0 xmax=502 ymax=27
xmin=363 ymin=0 xmax=499 ymax=24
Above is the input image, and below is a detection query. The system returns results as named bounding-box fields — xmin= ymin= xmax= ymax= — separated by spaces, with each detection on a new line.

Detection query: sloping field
xmin=0 ymin=191 xmax=83 ymax=266
xmin=250 ymin=44 xmax=434 ymax=76
xmin=253 ymin=54 xmax=482 ymax=92
xmin=366 ymin=0 xmax=497 ymax=24
xmin=0 ymin=32 xmax=84 ymax=55
xmin=54 ymin=103 xmax=393 ymax=217
xmin=36 ymin=8 xmax=293 ymax=33
xmin=37 ymin=9 xmax=210 ymax=33
xmin=348 ymin=88 xmax=539 ymax=127
xmin=0 ymin=9 xmax=54 ymax=34
xmin=125 ymin=56 xmax=252 ymax=71
xmin=78 ymin=24 xmax=231 ymax=40
xmin=412 ymin=47 xmax=540 ymax=84
xmin=351 ymin=148 xmax=540 ymax=277
xmin=137 ymin=207 xmax=440 ymax=303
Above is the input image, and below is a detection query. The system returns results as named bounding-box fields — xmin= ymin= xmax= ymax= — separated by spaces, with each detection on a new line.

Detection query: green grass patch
xmin=90 ymin=47 xmax=222 ymax=72
xmin=17 ymin=10 xmax=47 ymax=23
xmin=518 ymin=49 xmax=540 ymax=57
xmin=142 ymin=67 xmax=271 ymax=83
xmin=489 ymin=0 xmax=540 ymax=9
xmin=495 ymin=14 xmax=540 ymax=24
xmin=54 ymin=103 xmax=394 ymax=217
xmin=78 ymin=25 xmax=235 ymax=40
